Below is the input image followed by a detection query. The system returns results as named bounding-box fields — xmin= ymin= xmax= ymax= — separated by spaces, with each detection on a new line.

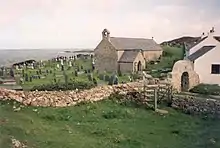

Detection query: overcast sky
xmin=0 ymin=0 xmax=220 ymax=49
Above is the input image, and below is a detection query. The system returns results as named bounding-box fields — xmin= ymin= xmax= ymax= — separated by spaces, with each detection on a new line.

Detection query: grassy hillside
xmin=0 ymin=99 xmax=220 ymax=148
xmin=146 ymin=45 xmax=184 ymax=77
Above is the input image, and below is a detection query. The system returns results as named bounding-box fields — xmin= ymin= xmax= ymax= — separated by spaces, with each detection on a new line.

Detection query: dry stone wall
xmin=0 ymin=82 xmax=143 ymax=107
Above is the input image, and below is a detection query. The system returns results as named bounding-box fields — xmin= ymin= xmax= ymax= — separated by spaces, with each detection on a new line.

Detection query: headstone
xmin=61 ymin=59 xmax=64 ymax=66
xmin=22 ymin=69 xmax=25 ymax=77
xmin=31 ymin=63 xmax=34 ymax=69
xmin=25 ymin=74 xmax=29 ymax=82
xmin=29 ymin=76 xmax=33 ymax=82
xmin=10 ymin=68 xmax=14 ymax=77
xmin=74 ymin=71 xmax=78 ymax=77
xmin=69 ymin=61 xmax=72 ymax=67
xmin=39 ymin=69 xmax=42 ymax=75
xmin=15 ymin=65 xmax=19 ymax=70
xmin=61 ymin=65 xmax=64 ymax=71
xmin=20 ymin=78 xmax=24 ymax=84
xmin=57 ymin=64 xmax=60 ymax=69
xmin=114 ymin=75 xmax=119 ymax=85
xmin=93 ymin=78 xmax=97 ymax=85
xmin=87 ymin=73 xmax=93 ymax=81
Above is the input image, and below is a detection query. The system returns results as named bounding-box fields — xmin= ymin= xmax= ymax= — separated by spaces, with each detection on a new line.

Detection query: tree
xmin=182 ymin=42 xmax=187 ymax=60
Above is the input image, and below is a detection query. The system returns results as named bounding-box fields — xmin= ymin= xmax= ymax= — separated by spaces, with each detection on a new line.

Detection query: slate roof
xmin=188 ymin=46 xmax=216 ymax=61
xmin=118 ymin=50 xmax=140 ymax=63
xmin=188 ymin=36 xmax=208 ymax=50
xmin=214 ymin=36 xmax=220 ymax=42
xmin=110 ymin=37 xmax=162 ymax=51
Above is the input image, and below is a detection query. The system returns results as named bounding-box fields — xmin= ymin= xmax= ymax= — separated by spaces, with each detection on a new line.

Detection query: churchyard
xmin=12 ymin=55 xmax=131 ymax=90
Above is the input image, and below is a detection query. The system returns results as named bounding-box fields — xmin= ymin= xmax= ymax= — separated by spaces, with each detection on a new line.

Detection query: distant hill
xmin=161 ymin=36 xmax=201 ymax=47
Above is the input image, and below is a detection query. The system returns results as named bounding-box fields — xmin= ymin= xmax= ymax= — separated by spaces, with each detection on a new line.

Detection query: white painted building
xmin=185 ymin=27 xmax=220 ymax=84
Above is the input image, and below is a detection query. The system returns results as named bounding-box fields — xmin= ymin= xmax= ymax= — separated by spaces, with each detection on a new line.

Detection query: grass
xmin=146 ymin=45 xmax=184 ymax=77
xmin=0 ymin=99 xmax=220 ymax=148
xmin=14 ymin=58 xmax=130 ymax=90
xmin=190 ymin=84 xmax=220 ymax=96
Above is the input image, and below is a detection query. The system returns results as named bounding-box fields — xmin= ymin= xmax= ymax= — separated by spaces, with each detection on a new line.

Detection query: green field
xmin=0 ymin=99 xmax=220 ymax=148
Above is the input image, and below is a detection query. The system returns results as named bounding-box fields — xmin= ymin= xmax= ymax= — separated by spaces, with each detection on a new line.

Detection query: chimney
xmin=201 ymin=32 xmax=205 ymax=39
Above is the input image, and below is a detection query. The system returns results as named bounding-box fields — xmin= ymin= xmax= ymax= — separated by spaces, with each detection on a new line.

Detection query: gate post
xmin=154 ymin=88 xmax=158 ymax=111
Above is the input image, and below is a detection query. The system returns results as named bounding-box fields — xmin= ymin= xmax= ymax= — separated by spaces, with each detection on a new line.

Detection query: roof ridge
xmin=110 ymin=37 xmax=153 ymax=40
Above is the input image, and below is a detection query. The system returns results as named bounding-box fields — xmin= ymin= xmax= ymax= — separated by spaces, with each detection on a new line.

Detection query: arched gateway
xmin=170 ymin=60 xmax=200 ymax=92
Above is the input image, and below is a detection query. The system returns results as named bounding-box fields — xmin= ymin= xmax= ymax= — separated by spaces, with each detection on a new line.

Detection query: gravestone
xmin=0 ymin=68 xmax=3 ymax=76
xmin=39 ymin=69 xmax=42 ymax=75
xmin=57 ymin=64 xmax=60 ymax=69
xmin=114 ymin=75 xmax=119 ymax=85
xmin=93 ymin=78 xmax=97 ymax=85
xmin=29 ymin=76 xmax=33 ymax=82
xmin=10 ymin=68 xmax=14 ymax=77
xmin=87 ymin=73 xmax=93 ymax=81
xmin=61 ymin=59 xmax=64 ymax=66
xmin=61 ymin=65 xmax=64 ymax=71
xmin=69 ymin=61 xmax=72 ymax=67
xmin=25 ymin=74 xmax=29 ymax=82
xmin=22 ymin=69 xmax=25 ymax=77
xmin=74 ymin=71 xmax=78 ymax=77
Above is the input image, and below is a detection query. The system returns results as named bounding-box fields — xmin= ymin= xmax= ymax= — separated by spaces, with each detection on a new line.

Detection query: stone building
xmin=94 ymin=29 xmax=163 ymax=73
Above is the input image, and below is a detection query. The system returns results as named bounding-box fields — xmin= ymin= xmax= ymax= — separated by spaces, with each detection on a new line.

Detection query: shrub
xmin=31 ymin=80 xmax=95 ymax=91
xmin=190 ymin=84 xmax=220 ymax=95
xmin=104 ymin=75 xmax=110 ymax=82
xmin=93 ymin=78 xmax=98 ymax=86
xmin=87 ymin=74 xmax=93 ymax=81
xmin=98 ymin=74 xmax=104 ymax=80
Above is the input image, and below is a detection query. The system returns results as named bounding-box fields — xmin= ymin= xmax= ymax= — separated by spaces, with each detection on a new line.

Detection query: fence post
xmin=154 ymin=88 xmax=158 ymax=111
xmin=143 ymin=82 xmax=146 ymax=100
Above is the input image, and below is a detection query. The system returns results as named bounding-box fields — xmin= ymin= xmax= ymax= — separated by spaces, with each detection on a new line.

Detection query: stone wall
xmin=143 ymin=50 xmax=162 ymax=61
xmin=0 ymin=82 xmax=143 ymax=107
xmin=172 ymin=96 xmax=220 ymax=118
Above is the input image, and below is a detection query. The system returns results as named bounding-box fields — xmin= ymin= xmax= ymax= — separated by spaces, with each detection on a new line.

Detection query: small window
xmin=211 ymin=64 xmax=220 ymax=74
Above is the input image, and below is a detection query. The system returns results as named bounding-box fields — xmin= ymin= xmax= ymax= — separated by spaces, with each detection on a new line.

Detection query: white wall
xmin=189 ymin=33 xmax=219 ymax=55
xmin=194 ymin=43 xmax=220 ymax=84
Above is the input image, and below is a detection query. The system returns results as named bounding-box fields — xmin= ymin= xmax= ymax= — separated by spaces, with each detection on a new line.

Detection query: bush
xmin=98 ymin=74 xmax=104 ymax=80
xmin=190 ymin=84 xmax=220 ymax=95
xmin=31 ymin=80 xmax=95 ymax=91
xmin=104 ymin=75 xmax=110 ymax=82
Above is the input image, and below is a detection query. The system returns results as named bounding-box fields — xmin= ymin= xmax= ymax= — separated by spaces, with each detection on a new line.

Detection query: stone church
xmin=94 ymin=29 xmax=163 ymax=73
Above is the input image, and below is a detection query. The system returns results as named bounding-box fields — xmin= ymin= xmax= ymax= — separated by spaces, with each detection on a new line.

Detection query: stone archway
xmin=181 ymin=72 xmax=189 ymax=91
xmin=171 ymin=60 xmax=200 ymax=92
xmin=137 ymin=61 xmax=142 ymax=71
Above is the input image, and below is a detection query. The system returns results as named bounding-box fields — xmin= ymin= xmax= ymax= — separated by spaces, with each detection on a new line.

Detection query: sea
xmin=0 ymin=49 xmax=93 ymax=66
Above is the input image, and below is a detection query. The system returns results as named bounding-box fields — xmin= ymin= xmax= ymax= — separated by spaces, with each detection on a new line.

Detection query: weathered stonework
xmin=0 ymin=82 xmax=144 ymax=107
xmin=143 ymin=50 xmax=163 ymax=61
xmin=94 ymin=29 xmax=163 ymax=73
xmin=171 ymin=60 xmax=200 ymax=92
xmin=94 ymin=40 xmax=118 ymax=73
